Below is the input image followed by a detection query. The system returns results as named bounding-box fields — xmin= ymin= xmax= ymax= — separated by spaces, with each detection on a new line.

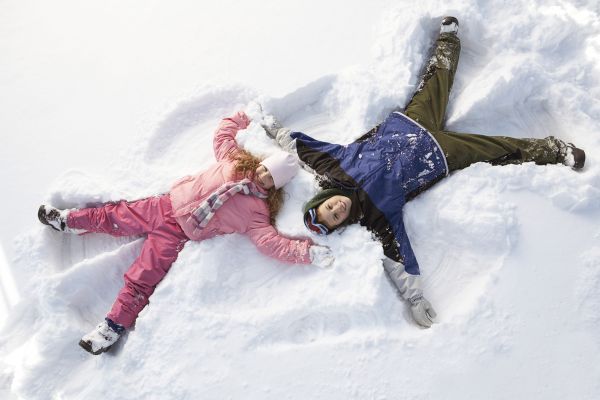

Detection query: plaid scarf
xmin=187 ymin=178 xmax=267 ymax=232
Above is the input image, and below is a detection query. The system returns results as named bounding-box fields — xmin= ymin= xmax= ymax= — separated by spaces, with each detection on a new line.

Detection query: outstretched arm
xmin=247 ymin=223 xmax=312 ymax=264
xmin=246 ymin=210 xmax=334 ymax=268
xmin=383 ymin=257 xmax=437 ymax=328
xmin=261 ymin=116 xmax=298 ymax=154
xmin=262 ymin=117 xmax=355 ymax=182
xmin=213 ymin=111 xmax=251 ymax=161
xmin=379 ymin=216 xmax=437 ymax=328
xmin=261 ymin=118 xmax=319 ymax=176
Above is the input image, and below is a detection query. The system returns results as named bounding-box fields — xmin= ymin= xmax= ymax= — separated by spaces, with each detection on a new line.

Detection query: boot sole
xmin=567 ymin=143 xmax=586 ymax=170
xmin=38 ymin=205 xmax=60 ymax=231
xmin=573 ymin=148 xmax=585 ymax=170
xmin=79 ymin=339 xmax=110 ymax=355
xmin=440 ymin=17 xmax=459 ymax=35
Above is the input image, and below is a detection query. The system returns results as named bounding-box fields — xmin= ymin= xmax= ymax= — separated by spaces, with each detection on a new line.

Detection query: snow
xmin=1 ymin=0 xmax=600 ymax=399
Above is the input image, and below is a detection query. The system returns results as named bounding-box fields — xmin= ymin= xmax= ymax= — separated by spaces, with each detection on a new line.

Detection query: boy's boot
xmin=440 ymin=16 xmax=459 ymax=35
xmin=561 ymin=143 xmax=586 ymax=170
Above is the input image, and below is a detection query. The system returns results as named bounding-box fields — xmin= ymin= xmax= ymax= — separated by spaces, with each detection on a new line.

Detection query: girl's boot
xmin=38 ymin=205 xmax=86 ymax=234
xmin=79 ymin=318 xmax=124 ymax=355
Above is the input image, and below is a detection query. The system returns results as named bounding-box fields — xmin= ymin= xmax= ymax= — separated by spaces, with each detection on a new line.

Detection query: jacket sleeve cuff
xmin=382 ymin=257 xmax=422 ymax=301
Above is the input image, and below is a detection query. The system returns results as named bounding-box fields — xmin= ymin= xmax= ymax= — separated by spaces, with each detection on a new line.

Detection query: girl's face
xmin=255 ymin=165 xmax=274 ymax=190
xmin=317 ymin=195 xmax=352 ymax=229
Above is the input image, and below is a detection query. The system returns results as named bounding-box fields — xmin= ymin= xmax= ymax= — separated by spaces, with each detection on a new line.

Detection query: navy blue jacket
xmin=292 ymin=112 xmax=448 ymax=275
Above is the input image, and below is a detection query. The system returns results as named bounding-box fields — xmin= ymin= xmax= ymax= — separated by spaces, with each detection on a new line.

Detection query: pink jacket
xmin=169 ymin=112 xmax=313 ymax=264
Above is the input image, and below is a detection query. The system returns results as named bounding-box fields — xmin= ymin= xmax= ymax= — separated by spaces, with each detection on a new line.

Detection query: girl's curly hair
xmin=229 ymin=149 xmax=284 ymax=225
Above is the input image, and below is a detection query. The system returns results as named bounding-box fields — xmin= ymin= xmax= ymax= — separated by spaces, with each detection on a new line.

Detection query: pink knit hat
xmin=260 ymin=152 xmax=299 ymax=189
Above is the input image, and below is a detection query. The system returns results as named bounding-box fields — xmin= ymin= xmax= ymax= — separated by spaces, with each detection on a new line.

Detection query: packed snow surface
xmin=1 ymin=0 xmax=600 ymax=399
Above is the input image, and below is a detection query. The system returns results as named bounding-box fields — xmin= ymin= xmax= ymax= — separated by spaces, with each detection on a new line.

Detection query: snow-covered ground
xmin=1 ymin=0 xmax=600 ymax=399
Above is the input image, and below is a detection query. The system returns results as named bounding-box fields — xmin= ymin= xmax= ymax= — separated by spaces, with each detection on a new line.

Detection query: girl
xmin=263 ymin=17 xmax=585 ymax=329
xmin=38 ymin=111 xmax=334 ymax=355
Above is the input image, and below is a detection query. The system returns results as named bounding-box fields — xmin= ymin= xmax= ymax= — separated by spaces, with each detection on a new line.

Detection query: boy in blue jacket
xmin=263 ymin=17 xmax=585 ymax=328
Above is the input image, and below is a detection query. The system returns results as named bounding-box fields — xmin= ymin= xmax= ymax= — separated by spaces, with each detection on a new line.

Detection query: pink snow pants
xmin=67 ymin=195 xmax=189 ymax=328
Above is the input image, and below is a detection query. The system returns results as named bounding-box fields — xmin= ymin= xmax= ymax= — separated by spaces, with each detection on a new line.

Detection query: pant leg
xmin=67 ymin=195 xmax=170 ymax=237
xmin=106 ymin=196 xmax=189 ymax=328
xmin=404 ymin=32 xmax=461 ymax=133
xmin=433 ymin=130 xmax=565 ymax=172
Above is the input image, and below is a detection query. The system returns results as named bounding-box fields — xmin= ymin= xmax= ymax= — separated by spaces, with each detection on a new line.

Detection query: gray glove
xmin=260 ymin=115 xmax=283 ymax=138
xmin=408 ymin=294 xmax=437 ymax=328
xmin=261 ymin=116 xmax=296 ymax=154
xmin=382 ymin=257 xmax=437 ymax=328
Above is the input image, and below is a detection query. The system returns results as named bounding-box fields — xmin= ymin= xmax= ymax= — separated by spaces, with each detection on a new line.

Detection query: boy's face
xmin=255 ymin=164 xmax=274 ymax=190
xmin=317 ymin=195 xmax=352 ymax=229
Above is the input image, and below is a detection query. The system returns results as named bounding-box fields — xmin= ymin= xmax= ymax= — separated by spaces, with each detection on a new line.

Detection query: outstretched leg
xmin=106 ymin=224 xmax=188 ymax=329
xmin=79 ymin=222 xmax=188 ymax=354
xmin=404 ymin=17 xmax=461 ymax=133
xmin=78 ymin=195 xmax=189 ymax=355
xmin=67 ymin=195 xmax=172 ymax=237
xmin=352 ymin=17 xmax=460 ymax=143
xmin=433 ymin=131 xmax=583 ymax=171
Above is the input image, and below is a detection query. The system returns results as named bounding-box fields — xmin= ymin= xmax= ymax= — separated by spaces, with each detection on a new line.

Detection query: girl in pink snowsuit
xmin=38 ymin=111 xmax=334 ymax=355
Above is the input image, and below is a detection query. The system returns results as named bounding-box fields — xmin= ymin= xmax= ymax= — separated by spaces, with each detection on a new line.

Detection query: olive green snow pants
xmin=404 ymin=32 xmax=564 ymax=172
